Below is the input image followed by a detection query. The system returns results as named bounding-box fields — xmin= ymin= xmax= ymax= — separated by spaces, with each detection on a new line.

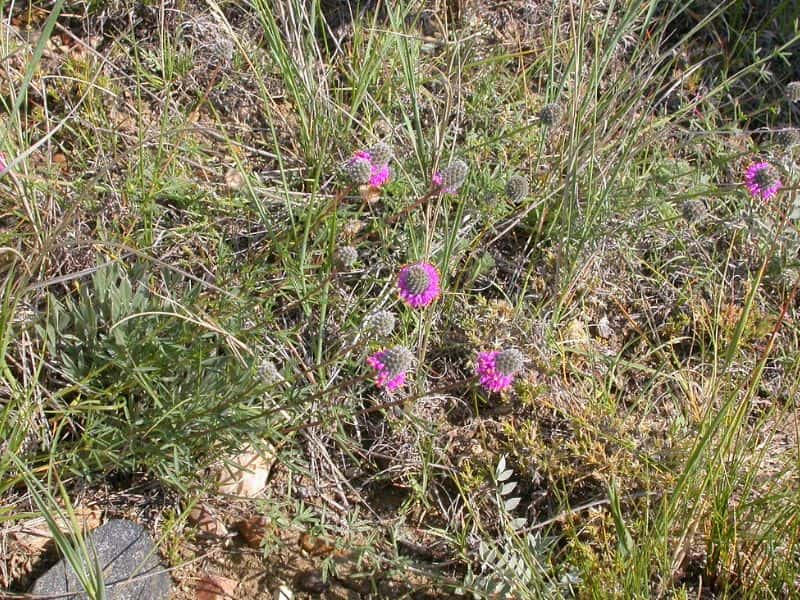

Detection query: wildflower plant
xmin=476 ymin=349 xmax=525 ymax=393
xmin=433 ymin=159 xmax=469 ymax=194
xmin=345 ymin=142 xmax=392 ymax=188
xmin=744 ymin=161 xmax=782 ymax=202
xmin=367 ymin=346 xmax=414 ymax=391
xmin=363 ymin=310 xmax=396 ymax=338
xmin=537 ymin=102 xmax=562 ymax=126
xmin=397 ymin=262 xmax=441 ymax=308
xmin=334 ymin=245 xmax=358 ymax=269
xmin=505 ymin=175 xmax=529 ymax=203
xmin=368 ymin=141 xmax=392 ymax=166
xmin=344 ymin=153 xmax=373 ymax=184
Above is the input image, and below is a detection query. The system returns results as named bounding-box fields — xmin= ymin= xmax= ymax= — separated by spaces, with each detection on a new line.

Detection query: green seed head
xmin=258 ymin=359 xmax=282 ymax=384
xmin=382 ymin=347 xmax=413 ymax=377
xmin=495 ymin=349 xmax=524 ymax=376
xmin=364 ymin=310 xmax=396 ymax=337
xmin=335 ymin=246 xmax=358 ymax=268
xmin=346 ymin=158 xmax=372 ymax=184
xmin=404 ymin=265 xmax=431 ymax=295
xmin=440 ymin=159 xmax=468 ymax=191
xmin=538 ymin=103 xmax=562 ymax=126
xmin=369 ymin=141 xmax=393 ymax=166
xmin=505 ymin=175 xmax=530 ymax=202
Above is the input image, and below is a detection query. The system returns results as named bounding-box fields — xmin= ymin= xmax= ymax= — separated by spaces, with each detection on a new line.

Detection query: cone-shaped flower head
xmin=367 ymin=346 xmax=413 ymax=390
xmin=334 ymin=245 xmax=358 ymax=268
xmin=368 ymin=142 xmax=393 ymax=166
xmin=363 ymin=310 xmax=396 ymax=338
xmin=345 ymin=153 xmax=373 ymax=184
xmin=744 ymin=161 xmax=782 ymax=202
xmin=775 ymin=129 xmax=800 ymax=149
xmin=538 ymin=103 xmax=562 ymax=126
xmin=505 ymin=175 xmax=529 ymax=202
xmin=346 ymin=146 xmax=391 ymax=188
xmin=787 ymin=81 xmax=800 ymax=102
xmin=433 ymin=159 xmax=468 ymax=194
xmin=367 ymin=163 xmax=391 ymax=188
xmin=397 ymin=262 xmax=441 ymax=308
xmin=681 ymin=199 xmax=707 ymax=224
xmin=476 ymin=348 xmax=524 ymax=393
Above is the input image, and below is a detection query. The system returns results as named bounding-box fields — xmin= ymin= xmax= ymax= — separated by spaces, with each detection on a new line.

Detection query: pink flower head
xmin=744 ymin=161 xmax=781 ymax=202
xmin=0 ymin=152 xmax=6 ymax=174
xmin=476 ymin=349 xmax=524 ymax=393
xmin=397 ymin=262 xmax=441 ymax=308
xmin=348 ymin=147 xmax=391 ymax=189
xmin=432 ymin=159 xmax=468 ymax=194
xmin=369 ymin=163 xmax=390 ymax=187
xmin=367 ymin=346 xmax=413 ymax=391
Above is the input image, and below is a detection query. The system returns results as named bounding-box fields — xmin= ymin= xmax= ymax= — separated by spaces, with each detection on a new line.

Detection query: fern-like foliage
xmin=32 ymin=260 xmax=267 ymax=487
xmin=39 ymin=261 xmax=155 ymax=384
xmin=459 ymin=456 xmax=580 ymax=599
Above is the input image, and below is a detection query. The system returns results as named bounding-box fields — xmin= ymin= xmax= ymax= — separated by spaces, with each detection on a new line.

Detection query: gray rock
xmin=29 ymin=519 xmax=172 ymax=599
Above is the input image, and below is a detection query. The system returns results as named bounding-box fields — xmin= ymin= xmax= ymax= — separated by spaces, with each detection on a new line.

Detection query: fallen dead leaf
xmin=234 ymin=515 xmax=269 ymax=549
xmin=195 ymin=573 xmax=238 ymax=600
xmin=299 ymin=532 xmax=335 ymax=557
xmin=358 ymin=184 xmax=381 ymax=203
xmin=562 ymin=317 xmax=589 ymax=348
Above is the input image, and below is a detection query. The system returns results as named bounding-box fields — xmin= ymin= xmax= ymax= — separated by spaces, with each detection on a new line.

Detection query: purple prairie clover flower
xmin=367 ymin=346 xmax=414 ymax=391
xmin=346 ymin=151 xmax=373 ymax=184
xmin=397 ymin=262 xmax=441 ymax=308
xmin=368 ymin=162 xmax=390 ymax=188
xmin=346 ymin=146 xmax=392 ymax=188
xmin=0 ymin=152 xmax=6 ymax=174
xmin=433 ymin=159 xmax=468 ymax=194
xmin=744 ymin=161 xmax=782 ymax=202
xmin=476 ymin=348 xmax=525 ymax=393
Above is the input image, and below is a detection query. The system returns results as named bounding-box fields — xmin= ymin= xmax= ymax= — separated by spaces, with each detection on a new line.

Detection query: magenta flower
xmin=347 ymin=147 xmax=391 ymax=188
xmin=397 ymin=262 xmax=441 ymax=308
xmin=367 ymin=347 xmax=413 ymax=391
xmin=433 ymin=159 xmax=468 ymax=194
xmin=0 ymin=152 xmax=6 ymax=174
xmin=476 ymin=349 xmax=524 ymax=393
xmin=369 ymin=163 xmax=390 ymax=187
xmin=744 ymin=161 xmax=782 ymax=202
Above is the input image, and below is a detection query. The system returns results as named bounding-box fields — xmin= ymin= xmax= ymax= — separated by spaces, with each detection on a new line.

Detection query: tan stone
xmin=214 ymin=443 xmax=274 ymax=498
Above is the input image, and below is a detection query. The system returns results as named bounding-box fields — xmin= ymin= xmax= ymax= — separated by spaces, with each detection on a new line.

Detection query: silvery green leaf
xmin=511 ymin=517 xmax=528 ymax=530
xmin=495 ymin=455 xmax=507 ymax=479
xmin=501 ymin=481 xmax=517 ymax=496
xmin=504 ymin=496 xmax=521 ymax=511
